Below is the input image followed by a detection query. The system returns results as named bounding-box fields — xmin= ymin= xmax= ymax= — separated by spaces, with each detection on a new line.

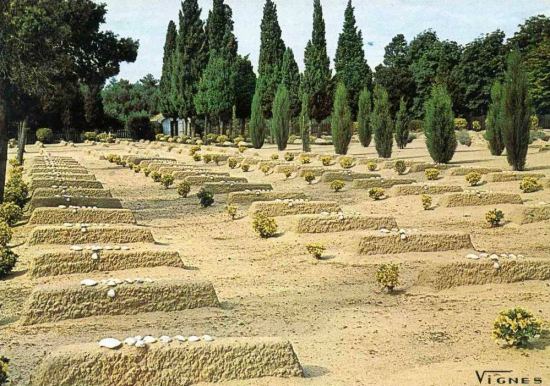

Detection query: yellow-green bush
xmin=212 ymin=154 xmax=221 ymax=165
xmin=177 ymin=181 xmax=191 ymax=197
xmin=465 ymin=171 xmax=482 ymax=186
xmin=425 ymin=168 xmax=440 ymax=180
xmin=300 ymin=155 xmax=311 ymax=164
xmin=454 ymin=118 xmax=467 ymax=131
xmin=228 ymin=157 xmax=238 ymax=169
xmin=367 ymin=161 xmax=377 ymax=171
xmin=376 ymin=263 xmax=399 ymax=292
xmin=492 ymin=307 xmax=543 ymax=347
xmin=394 ymin=160 xmax=407 ymax=175
xmin=241 ymin=163 xmax=250 ymax=172
xmin=189 ymin=145 xmax=201 ymax=156
xmin=226 ymin=204 xmax=238 ymax=220
xmin=368 ymin=187 xmax=385 ymax=200
xmin=0 ymin=221 xmax=13 ymax=247
xmin=304 ymin=171 xmax=316 ymax=184
xmin=486 ymin=208 xmax=504 ymax=227
xmin=339 ymin=156 xmax=354 ymax=169
xmin=0 ymin=203 xmax=22 ymax=226
xmin=202 ymin=154 xmax=213 ymax=164
xmin=192 ymin=153 xmax=202 ymax=162
xmin=271 ymin=153 xmax=279 ymax=160
xmin=330 ymin=179 xmax=345 ymax=192
xmin=238 ymin=145 xmax=247 ymax=153
xmin=0 ymin=247 xmax=18 ymax=278
xmin=260 ymin=164 xmax=271 ymax=175
xmin=320 ymin=155 xmax=332 ymax=166
xmin=0 ymin=355 xmax=9 ymax=384
xmin=284 ymin=152 xmax=295 ymax=161
xmin=252 ymin=213 xmax=278 ymax=238
xmin=421 ymin=194 xmax=432 ymax=210
xmin=160 ymin=174 xmax=174 ymax=189
xmin=150 ymin=171 xmax=162 ymax=182
xmin=306 ymin=243 xmax=325 ymax=259
xmin=519 ymin=177 xmax=542 ymax=193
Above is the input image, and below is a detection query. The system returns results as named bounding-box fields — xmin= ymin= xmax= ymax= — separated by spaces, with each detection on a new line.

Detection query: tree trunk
xmin=17 ymin=118 xmax=29 ymax=165
xmin=0 ymin=82 xmax=8 ymax=203
xmin=240 ymin=118 xmax=245 ymax=137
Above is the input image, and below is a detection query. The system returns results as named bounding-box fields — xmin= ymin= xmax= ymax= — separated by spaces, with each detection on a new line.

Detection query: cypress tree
xmin=206 ymin=0 xmax=238 ymax=59
xmin=271 ymin=84 xmax=290 ymax=151
xmin=357 ymin=87 xmax=372 ymax=147
xmin=257 ymin=0 xmax=286 ymax=118
xmin=171 ymin=0 xmax=208 ymax=132
xmin=371 ymin=85 xmax=394 ymax=158
xmin=331 ymin=82 xmax=352 ymax=155
xmin=486 ymin=80 xmax=505 ymax=155
xmin=394 ymin=98 xmax=409 ymax=149
xmin=302 ymin=0 xmax=332 ymax=124
xmin=159 ymin=21 xmax=178 ymax=123
xmin=281 ymin=48 xmax=301 ymax=118
xmin=502 ymin=51 xmax=531 ymax=171
xmin=299 ymin=93 xmax=311 ymax=152
xmin=234 ymin=55 xmax=257 ymax=134
xmin=249 ymin=87 xmax=266 ymax=148
xmin=334 ymin=0 xmax=371 ymax=119
xmin=423 ymin=84 xmax=457 ymax=163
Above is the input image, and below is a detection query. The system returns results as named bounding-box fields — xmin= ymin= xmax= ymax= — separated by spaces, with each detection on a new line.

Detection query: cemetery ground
xmin=1 ymin=133 xmax=549 ymax=386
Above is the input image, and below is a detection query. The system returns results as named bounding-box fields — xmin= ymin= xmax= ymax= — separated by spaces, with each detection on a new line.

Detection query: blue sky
xmin=100 ymin=0 xmax=550 ymax=82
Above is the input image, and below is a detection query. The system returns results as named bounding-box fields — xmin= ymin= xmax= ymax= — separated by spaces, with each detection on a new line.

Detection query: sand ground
xmin=1 ymin=133 xmax=549 ymax=386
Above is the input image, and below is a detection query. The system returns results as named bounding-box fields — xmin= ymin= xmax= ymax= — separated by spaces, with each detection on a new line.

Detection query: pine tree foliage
xmin=372 ymin=85 xmax=394 ymax=158
xmin=394 ymin=98 xmax=409 ymax=149
xmin=234 ymin=55 xmax=257 ymax=122
xmin=249 ymin=86 xmax=266 ymax=148
xmin=357 ymin=87 xmax=372 ymax=147
xmin=159 ymin=21 xmax=178 ymax=119
xmin=502 ymin=51 xmax=531 ymax=171
xmin=331 ymin=82 xmax=352 ymax=155
xmin=299 ymin=92 xmax=311 ymax=152
xmin=485 ymin=80 xmax=505 ymax=155
xmin=423 ymin=84 xmax=457 ymax=163
xmin=271 ymin=84 xmax=290 ymax=151
xmin=281 ymin=48 xmax=301 ymax=118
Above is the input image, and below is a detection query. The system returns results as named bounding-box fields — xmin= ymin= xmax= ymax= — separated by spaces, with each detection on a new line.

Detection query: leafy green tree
xmin=126 ymin=112 xmax=153 ymax=140
xmin=371 ymin=85 xmax=393 ymax=158
xmin=302 ymin=0 xmax=332 ymax=125
xmin=249 ymin=87 xmax=265 ymax=148
xmin=83 ymin=84 xmax=105 ymax=130
xmin=299 ymin=93 xmax=311 ymax=152
xmin=331 ymin=83 xmax=352 ymax=155
xmin=159 ymin=21 xmax=178 ymax=124
xmin=206 ymin=0 xmax=237 ymax=56
xmin=394 ymin=98 xmax=409 ymax=149
xmin=234 ymin=55 xmax=257 ymax=134
xmin=334 ymin=0 xmax=371 ymax=119
xmin=423 ymin=84 xmax=457 ymax=163
xmin=485 ymin=81 xmax=505 ymax=155
xmin=357 ymin=87 xmax=372 ymax=147
xmin=281 ymin=48 xmax=301 ymax=118
xmin=271 ymin=84 xmax=290 ymax=150
xmin=502 ymin=51 xmax=531 ymax=171
xmin=257 ymin=0 xmax=286 ymax=118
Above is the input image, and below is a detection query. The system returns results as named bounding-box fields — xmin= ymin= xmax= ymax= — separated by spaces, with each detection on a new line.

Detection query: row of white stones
xmin=99 ymin=335 xmax=215 ymax=349
xmin=71 ymin=245 xmax=130 ymax=251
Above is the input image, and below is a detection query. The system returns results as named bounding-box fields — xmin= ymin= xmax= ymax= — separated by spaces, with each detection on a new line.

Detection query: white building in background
xmin=151 ymin=114 xmax=184 ymax=137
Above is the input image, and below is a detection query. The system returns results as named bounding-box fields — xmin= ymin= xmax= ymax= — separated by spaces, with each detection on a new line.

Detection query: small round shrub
xmin=133 ymin=165 xmax=141 ymax=173
xmin=83 ymin=131 xmax=97 ymax=141
xmin=227 ymin=157 xmax=238 ymax=169
xmin=0 ymin=247 xmax=18 ymax=278
xmin=339 ymin=156 xmax=354 ymax=169
xmin=465 ymin=172 xmax=482 ymax=186
xmin=226 ymin=204 xmax=238 ymax=220
xmin=0 ymin=221 xmax=13 ymax=247
xmin=304 ymin=171 xmax=316 ymax=184
xmin=492 ymin=307 xmax=542 ymax=347
xmin=177 ymin=181 xmax=191 ymax=197
xmin=189 ymin=145 xmax=201 ymax=156
xmin=143 ymin=168 xmax=151 ymax=177
xmin=457 ymin=130 xmax=472 ymax=147
xmin=408 ymin=119 xmax=423 ymax=132
xmin=425 ymin=168 xmax=440 ymax=180
xmin=0 ymin=355 xmax=8 ymax=384
xmin=202 ymin=154 xmax=212 ymax=164
xmin=193 ymin=153 xmax=202 ymax=162
xmin=150 ymin=171 xmax=162 ymax=182
xmin=238 ymin=145 xmax=247 ymax=153
xmin=486 ymin=208 xmax=504 ymax=227
xmin=376 ymin=263 xmax=399 ymax=292
xmin=472 ymin=120 xmax=482 ymax=131
xmin=3 ymin=179 xmax=29 ymax=208
xmin=0 ymin=203 xmax=23 ymax=226
xmin=320 ymin=155 xmax=332 ymax=166
xmin=284 ymin=152 xmax=295 ymax=161
xmin=394 ymin=160 xmax=407 ymax=175
xmin=197 ymin=188 xmax=214 ymax=207
xmin=306 ymin=243 xmax=326 ymax=259
xmin=519 ymin=177 xmax=542 ymax=193
xmin=454 ymin=118 xmax=467 ymax=131
xmin=284 ymin=170 xmax=292 ymax=179
xmin=421 ymin=194 xmax=432 ymax=210
xmin=160 ymin=174 xmax=174 ymax=189
xmin=367 ymin=161 xmax=377 ymax=171
xmin=241 ymin=163 xmax=250 ymax=172
xmin=330 ymin=180 xmax=345 ymax=192
xmin=260 ymin=164 xmax=271 ymax=175
xmin=368 ymin=187 xmax=385 ymax=200
xmin=300 ymin=155 xmax=311 ymax=164
xmin=271 ymin=153 xmax=279 ymax=160
xmin=217 ymin=134 xmax=229 ymax=144
xmin=212 ymin=154 xmax=221 ymax=165
xmin=35 ymin=128 xmax=54 ymax=143
xmin=252 ymin=213 xmax=278 ymax=238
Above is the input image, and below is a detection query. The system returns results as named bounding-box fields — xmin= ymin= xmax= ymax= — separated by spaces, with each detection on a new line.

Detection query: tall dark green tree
xmin=357 ymin=87 xmax=372 ymax=147
xmin=371 ymin=85 xmax=393 ymax=158
xmin=271 ymin=84 xmax=290 ymax=150
xmin=394 ymin=98 xmax=409 ymax=149
xmin=281 ymin=48 xmax=301 ymax=118
xmin=299 ymin=93 xmax=311 ymax=152
xmin=502 ymin=51 xmax=531 ymax=171
xmin=334 ymin=0 xmax=371 ymax=119
xmin=331 ymin=83 xmax=352 ymax=155
xmin=485 ymin=81 xmax=505 ymax=155
xmin=423 ymin=84 xmax=456 ymax=163
xmin=171 ymin=0 xmax=208 ymax=134
xmin=159 ymin=21 xmax=178 ymax=125
xmin=249 ymin=87 xmax=265 ymax=148
xmin=302 ymin=0 xmax=332 ymax=125
xmin=234 ymin=55 xmax=257 ymax=134
xmin=257 ymin=0 xmax=286 ymax=117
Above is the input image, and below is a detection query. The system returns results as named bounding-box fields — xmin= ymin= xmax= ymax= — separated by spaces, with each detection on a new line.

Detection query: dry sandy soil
xmin=1 ymin=132 xmax=549 ymax=386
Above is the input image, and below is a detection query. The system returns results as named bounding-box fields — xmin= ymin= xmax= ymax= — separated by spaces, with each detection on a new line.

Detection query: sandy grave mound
xmin=29 ymin=167 xmax=89 ymax=175
xmin=30 ymin=179 xmax=104 ymax=190
xmin=321 ymin=171 xmax=381 ymax=182
xmin=391 ymin=184 xmax=463 ymax=196
xmin=184 ymin=175 xmax=247 ymax=185
xmin=28 ymin=196 xmax=123 ymax=210
xmin=297 ymin=166 xmax=326 ymax=177
xmin=27 ymin=225 xmax=155 ymax=245
xmin=203 ymin=182 xmax=273 ymax=194
xmin=408 ymin=163 xmax=454 ymax=173
xmin=352 ymin=177 xmax=416 ymax=189
xmin=19 ymin=278 xmax=219 ymax=325
xmin=29 ymin=208 xmax=135 ymax=225
xmin=250 ymin=200 xmax=341 ymax=217
xmin=31 ymin=188 xmax=112 ymax=198
xmin=173 ymin=170 xmax=230 ymax=180
xmin=382 ymin=160 xmax=424 ymax=169
xmin=296 ymin=213 xmax=397 ymax=233
xmin=438 ymin=191 xmax=523 ymax=207
xmin=29 ymin=173 xmax=96 ymax=181
xmin=227 ymin=191 xmax=308 ymax=205
xmin=486 ymin=171 xmax=546 ymax=182
xmin=418 ymin=259 xmax=550 ymax=289
xmin=274 ymin=164 xmax=299 ymax=174
xmin=31 ymin=337 xmax=303 ymax=386
xmin=358 ymin=231 xmax=472 ymax=255
xmin=449 ymin=167 xmax=503 ymax=176
xmin=510 ymin=204 xmax=550 ymax=224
